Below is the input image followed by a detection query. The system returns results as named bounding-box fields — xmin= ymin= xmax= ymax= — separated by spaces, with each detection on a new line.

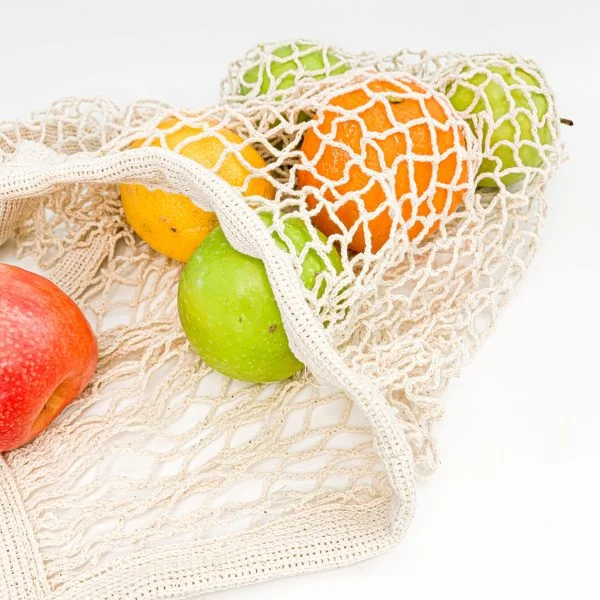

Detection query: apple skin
xmin=445 ymin=58 xmax=553 ymax=188
xmin=0 ymin=264 xmax=98 ymax=452
xmin=240 ymin=42 xmax=349 ymax=96
xmin=178 ymin=216 xmax=342 ymax=383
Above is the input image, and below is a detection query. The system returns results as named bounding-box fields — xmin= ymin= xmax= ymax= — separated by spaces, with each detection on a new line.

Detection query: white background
xmin=1 ymin=1 xmax=598 ymax=598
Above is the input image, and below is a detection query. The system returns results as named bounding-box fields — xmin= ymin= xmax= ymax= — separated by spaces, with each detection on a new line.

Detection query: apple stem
xmin=560 ymin=118 xmax=574 ymax=126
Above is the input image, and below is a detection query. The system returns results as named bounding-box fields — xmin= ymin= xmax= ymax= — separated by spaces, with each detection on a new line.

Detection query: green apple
xmin=445 ymin=57 xmax=554 ymax=188
xmin=240 ymin=41 xmax=349 ymax=97
xmin=177 ymin=214 xmax=342 ymax=383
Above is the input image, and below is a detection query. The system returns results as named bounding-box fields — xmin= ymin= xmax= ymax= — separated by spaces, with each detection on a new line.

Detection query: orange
xmin=121 ymin=118 xmax=275 ymax=262
xmin=297 ymin=77 xmax=469 ymax=253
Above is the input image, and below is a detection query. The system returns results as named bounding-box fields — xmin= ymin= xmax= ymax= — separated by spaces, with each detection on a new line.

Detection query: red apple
xmin=0 ymin=264 xmax=98 ymax=452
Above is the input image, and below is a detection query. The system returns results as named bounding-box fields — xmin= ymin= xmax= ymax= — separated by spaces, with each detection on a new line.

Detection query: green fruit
xmin=240 ymin=42 xmax=349 ymax=96
xmin=178 ymin=215 xmax=343 ymax=383
xmin=445 ymin=58 xmax=554 ymax=188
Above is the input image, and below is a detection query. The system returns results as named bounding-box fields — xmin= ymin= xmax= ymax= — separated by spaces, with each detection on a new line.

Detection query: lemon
xmin=121 ymin=118 xmax=275 ymax=262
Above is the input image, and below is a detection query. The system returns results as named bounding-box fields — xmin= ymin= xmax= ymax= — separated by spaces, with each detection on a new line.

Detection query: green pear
xmin=240 ymin=41 xmax=349 ymax=97
xmin=444 ymin=57 xmax=555 ymax=188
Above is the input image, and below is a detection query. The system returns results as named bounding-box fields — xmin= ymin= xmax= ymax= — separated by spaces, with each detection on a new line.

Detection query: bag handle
xmin=0 ymin=142 xmax=416 ymax=535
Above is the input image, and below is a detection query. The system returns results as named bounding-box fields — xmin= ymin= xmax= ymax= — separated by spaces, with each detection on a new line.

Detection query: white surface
xmin=1 ymin=1 xmax=598 ymax=598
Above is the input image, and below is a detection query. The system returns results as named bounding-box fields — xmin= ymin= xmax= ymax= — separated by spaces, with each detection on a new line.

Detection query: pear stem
xmin=560 ymin=118 xmax=574 ymax=126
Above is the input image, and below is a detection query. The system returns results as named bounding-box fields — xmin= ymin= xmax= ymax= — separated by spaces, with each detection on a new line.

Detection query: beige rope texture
xmin=0 ymin=43 xmax=564 ymax=599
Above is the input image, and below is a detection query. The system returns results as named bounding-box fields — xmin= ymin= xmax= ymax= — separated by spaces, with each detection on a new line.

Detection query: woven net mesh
xmin=0 ymin=42 xmax=564 ymax=599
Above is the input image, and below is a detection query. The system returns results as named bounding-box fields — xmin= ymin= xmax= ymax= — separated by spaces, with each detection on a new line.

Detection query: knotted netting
xmin=0 ymin=41 xmax=564 ymax=599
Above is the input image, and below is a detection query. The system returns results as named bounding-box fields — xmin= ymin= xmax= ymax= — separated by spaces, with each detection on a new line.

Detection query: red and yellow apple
xmin=0 ymin=264 xmax=98 ymax=452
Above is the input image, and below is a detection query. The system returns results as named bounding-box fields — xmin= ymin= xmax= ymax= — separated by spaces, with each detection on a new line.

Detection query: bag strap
xmin=0 ymin=140 xmax=415 ymax=546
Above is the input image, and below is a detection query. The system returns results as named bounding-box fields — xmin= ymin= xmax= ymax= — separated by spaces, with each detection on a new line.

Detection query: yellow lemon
xmin=121 ymin=118 xmax=275 ymax=262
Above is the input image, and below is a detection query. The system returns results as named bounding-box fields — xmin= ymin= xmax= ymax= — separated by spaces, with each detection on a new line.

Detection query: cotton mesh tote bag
xmin=0 ymin=42 xmax=565 ymax=599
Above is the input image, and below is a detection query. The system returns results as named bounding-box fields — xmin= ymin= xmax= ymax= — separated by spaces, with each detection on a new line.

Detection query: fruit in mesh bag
xmin=121 ymin=118 xmax=275 ymax=262
xmin=443 ymin=56 xmax=554 ymax=188
xmin=0 ymin=265 xmax=98 ymax=452
xmin=297 ymin=76 xmax=470 ymax=254
xmin=239 ymin=41 xmax=349 ymax=96
xmin=178 ymin=215 xmax=342 ymax=383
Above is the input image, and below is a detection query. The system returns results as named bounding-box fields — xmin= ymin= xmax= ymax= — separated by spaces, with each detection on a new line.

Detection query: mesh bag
xmin=0 ymin=42 xmax=564 ymax=599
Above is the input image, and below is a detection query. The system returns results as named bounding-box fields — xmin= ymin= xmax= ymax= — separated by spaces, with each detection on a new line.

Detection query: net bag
xmin=0 ymin=42 xmax=564 ymax=599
